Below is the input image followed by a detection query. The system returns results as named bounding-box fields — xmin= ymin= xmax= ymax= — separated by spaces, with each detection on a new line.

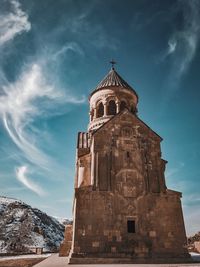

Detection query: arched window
xmin=97 ymin=102 xmax=104 ymax=118
xmin=120 ymin=101 xmax=127 ymax=111
xmin=108 ymin=100 xmax=116 ymax=115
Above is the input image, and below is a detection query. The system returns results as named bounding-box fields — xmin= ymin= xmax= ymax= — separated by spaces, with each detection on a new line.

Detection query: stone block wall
xmin=59 ymin=225 xmax=73 ymax=257
xmin=71 ymin=186 xmax=188 ymax=259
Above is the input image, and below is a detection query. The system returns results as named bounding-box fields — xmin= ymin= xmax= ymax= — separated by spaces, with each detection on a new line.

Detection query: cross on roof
xmin=110 ymin=59 xmax=117 ymax=69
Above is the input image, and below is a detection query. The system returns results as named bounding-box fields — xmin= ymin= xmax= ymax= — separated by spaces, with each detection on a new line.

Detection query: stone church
xmin=61 ymin=64 xmax=190 ymax=264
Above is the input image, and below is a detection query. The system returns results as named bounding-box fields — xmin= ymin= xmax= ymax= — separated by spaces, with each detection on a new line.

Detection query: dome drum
xmin=88 ymin=85 xmax=138 ymax=131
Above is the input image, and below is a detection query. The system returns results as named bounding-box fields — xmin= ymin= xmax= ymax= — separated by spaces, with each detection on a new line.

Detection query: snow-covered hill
xmin=0 ymin=196 xmax=65 ymax=255
xmin=188 ymin=231 xmax=200 ymax=253
xmin=52 ymin=216 xmax=72 ymax=226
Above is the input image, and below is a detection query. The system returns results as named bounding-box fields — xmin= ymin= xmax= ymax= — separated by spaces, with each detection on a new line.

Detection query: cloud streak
xmin=0 ymin=63 xmax=85 ymax=171
xmin=166 ymin=39 xmax=177 ymax=56
xmin=0 ymin=63 xmax=60 ymax=170
xmin=0 ymin=0 xmax=31 ymax=46
xmin=0 ymin=1 xmax=86 ymax=191
xmin=164 ymin=0 xmax=200 ymax=83
xmin=16 ymin=165 xmax=46 ymax=196
xmin=0 ymin=1 xmax=86 ymax=197
xmin=52 ymin=42 xmax=84 ymax=60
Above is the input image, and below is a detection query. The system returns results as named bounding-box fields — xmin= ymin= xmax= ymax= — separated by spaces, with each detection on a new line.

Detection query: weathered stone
xmin=59 ymin=225 xmax=72 ymax=257
xmin=62 ymin=67 xmax=191 ymax=264
xmin=149 ymin=231 xmax=156 ymax=237
xmin=111 ymin=246 xmax=117 ymax=253
xmin=92 ymin=241 xmax=100 ymax=248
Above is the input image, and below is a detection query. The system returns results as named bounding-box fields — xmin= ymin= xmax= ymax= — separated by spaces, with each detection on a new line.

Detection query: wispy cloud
xmin=163 ymin=0 xmax=200 ymax=83
xmin=0 ymin=1 xmax=86 ymax=193
xmin=52 ymin=42 xmax=84 ymax=60
xmin=16 ymin=165 xmax=46 ymax=196
xmin=166 ymin=39 xmax=177 ymax=56
xmin=0 ymin=0 xmax=97 ymax=199
xmin=0 ymin=62 xmax=85 ymax=171
xmin=63 ymin=6 xmax=119 ymax=50
xmin=1 ymin=63 xmax=58 ymax=170
xmin=0 ymin=0 xmax=31 ymax=46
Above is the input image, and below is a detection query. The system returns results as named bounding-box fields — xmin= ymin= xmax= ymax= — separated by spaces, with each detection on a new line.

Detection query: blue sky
xmin=0 ymin=0 xmax=200 ymax=235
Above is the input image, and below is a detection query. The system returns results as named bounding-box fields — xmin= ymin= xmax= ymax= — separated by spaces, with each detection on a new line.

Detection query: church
xmin=62 ymin=63 xmax=190 ymax=264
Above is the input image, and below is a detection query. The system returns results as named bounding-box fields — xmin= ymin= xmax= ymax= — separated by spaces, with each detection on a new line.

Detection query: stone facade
xmin=59 ymin=225 xmax=73 ymax=257
xmin=65 ymin=67 xmax=190 ymax=264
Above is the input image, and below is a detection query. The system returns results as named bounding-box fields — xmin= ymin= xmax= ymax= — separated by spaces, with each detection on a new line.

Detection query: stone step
xmin=68 ymin=256 xmax=195 ymax=265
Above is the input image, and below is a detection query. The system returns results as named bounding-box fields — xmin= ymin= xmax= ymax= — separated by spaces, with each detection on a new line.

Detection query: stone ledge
xmin=68 ymin=256 xmax=195 ymax=265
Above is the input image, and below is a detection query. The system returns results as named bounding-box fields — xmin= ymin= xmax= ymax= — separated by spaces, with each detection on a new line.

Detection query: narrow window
xmin=108 ymin=100 xmax=116 ymax=115
xmin=127 ymin=151 xmax=130 ymax=158
xmin=120 ymin=101 xmax=127 ymax=111
xmin=97 ymin=102 xmax=104 ymax=118
xmin=127 ymin=220 xmax=135 ymax=233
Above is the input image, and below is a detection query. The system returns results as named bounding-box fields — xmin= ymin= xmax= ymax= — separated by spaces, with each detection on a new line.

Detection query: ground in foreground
xmin=0 ymin=254 xmax=50 ymax=267
xmin=34 ymin=253 xmax=200 ymax=267
xmin=1 ymin=253 xmax=200 ymax=267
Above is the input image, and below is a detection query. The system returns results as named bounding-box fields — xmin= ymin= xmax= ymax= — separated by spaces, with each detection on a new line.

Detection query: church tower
xmin=67 ymin=64 xmax=190 ymax=264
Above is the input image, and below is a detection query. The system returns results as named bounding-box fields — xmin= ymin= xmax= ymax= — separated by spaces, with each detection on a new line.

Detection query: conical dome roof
xmin=90 ymin=67 xmax=138 ymax=99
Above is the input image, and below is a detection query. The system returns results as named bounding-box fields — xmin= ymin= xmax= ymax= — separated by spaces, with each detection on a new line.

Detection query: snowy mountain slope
xmin=188 ymin=231 xmax=200 ymax=252
xmin=0 ymin=196 xmax=65 ymax=255
xmin=52 ymin=216 xmax=72 ymax=226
